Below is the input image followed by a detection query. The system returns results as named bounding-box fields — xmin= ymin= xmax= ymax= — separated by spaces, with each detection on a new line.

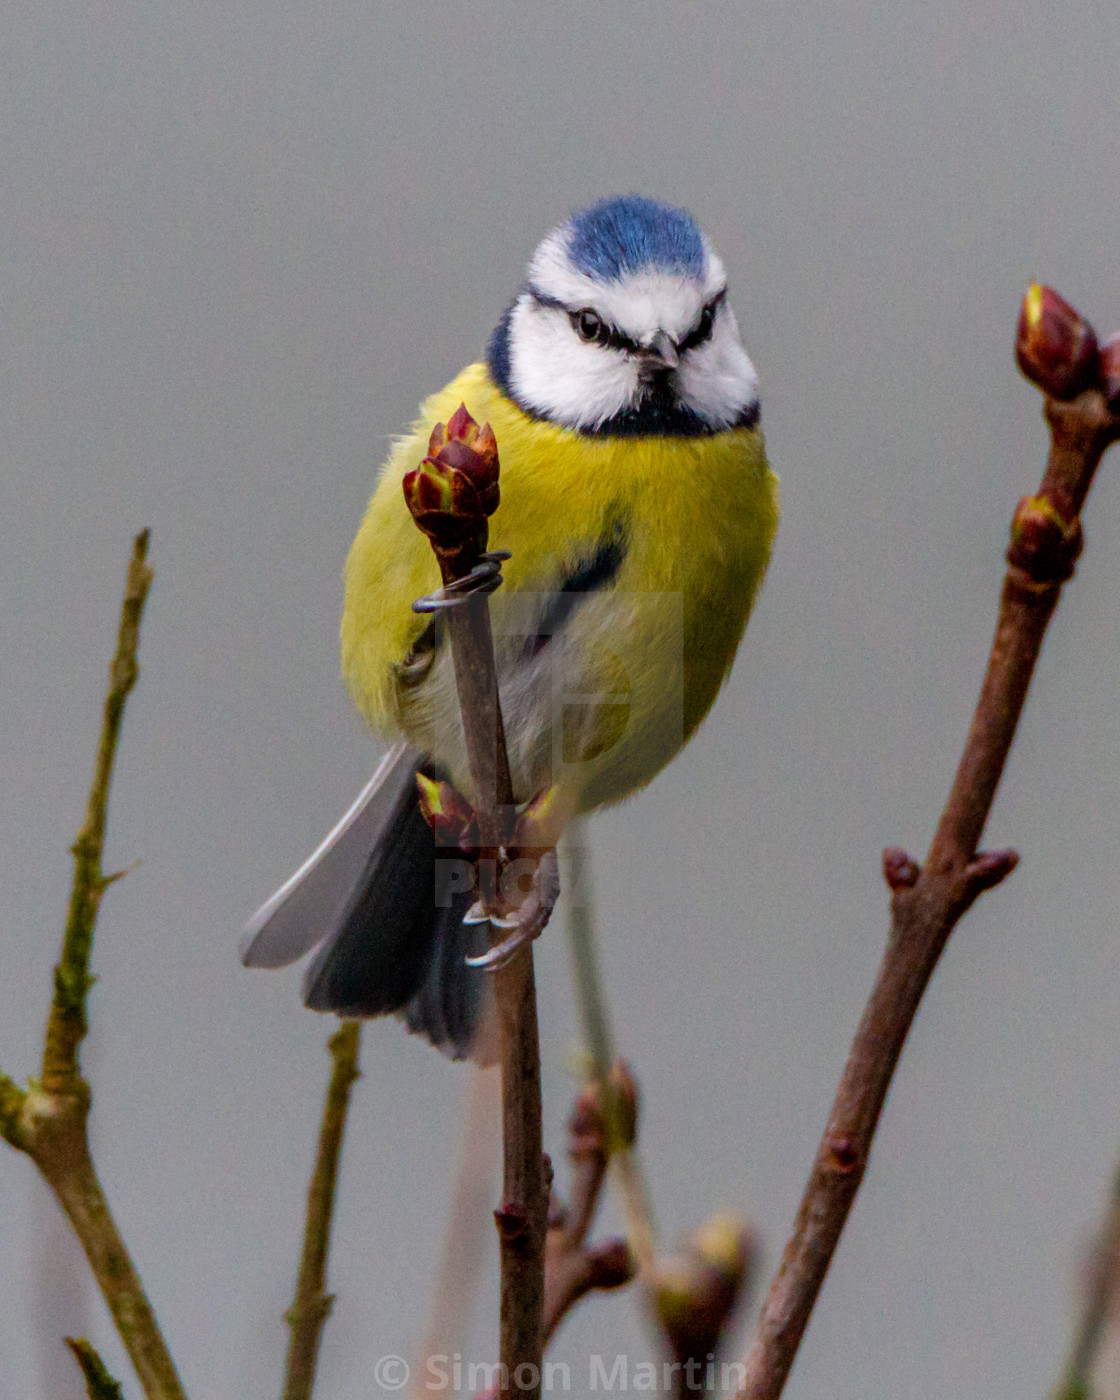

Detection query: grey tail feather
xmin=241 ymin=742 xmax=420 ymax=970
xmin=299 ymin=755 xmax=495 ymax=1063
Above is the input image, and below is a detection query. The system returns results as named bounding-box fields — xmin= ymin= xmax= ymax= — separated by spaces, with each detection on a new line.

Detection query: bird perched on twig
xmin=242 ymin=195 xmax=779 ymax=1059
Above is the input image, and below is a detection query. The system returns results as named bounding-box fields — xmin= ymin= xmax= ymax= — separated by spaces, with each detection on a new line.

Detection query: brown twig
xmin=542 ymin=1081 xmax=634 ymax=1346
xmin=282 ymin=1019 xmax=362 ymax=1400
xmin=738 ymin=290 xmax=1120 ymax=1400
xmin=445 ymin=574 xmax=547 ymax=1400
xmin=404 ymin=407 xmax=548 ymax=1400
xmin=0 ymin=532 xmax=187 ymax=1400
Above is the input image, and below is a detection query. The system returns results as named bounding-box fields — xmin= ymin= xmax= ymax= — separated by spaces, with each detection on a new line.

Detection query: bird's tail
xmin=241 ymin=743 xmax=493 ymax=1061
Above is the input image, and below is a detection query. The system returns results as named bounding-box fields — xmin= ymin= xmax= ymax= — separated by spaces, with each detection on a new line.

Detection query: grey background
xmin=2 ymin=3 xmax=1119 ymax=1397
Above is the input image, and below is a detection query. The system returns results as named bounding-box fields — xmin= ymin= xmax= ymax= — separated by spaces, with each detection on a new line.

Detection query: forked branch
xmin=0 ymin=532 xmax=187 ymax=1400
xmin=739 ymin=288 xmax=1120 ymax=1399
xmin=282 ymin=1019 xmax=362 ymax=1400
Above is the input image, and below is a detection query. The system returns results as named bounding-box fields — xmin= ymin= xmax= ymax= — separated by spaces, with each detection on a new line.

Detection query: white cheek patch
xmin=675 ymin=306 xmax=760 ymax=427
xmin=508 ymin=296 xmax=641 ymax=431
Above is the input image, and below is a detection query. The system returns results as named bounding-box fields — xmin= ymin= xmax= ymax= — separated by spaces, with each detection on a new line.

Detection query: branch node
xmin=822 ymin=1135 xmax=861 ymax=1174
xmin=963 ymin=847 xmax=1020 ymax=897
xmin=1007 ymin=494 xmax=1083 ymax=584
xmin=494 ymin=1203 xmax=530 ymax=1241
xmin=881 ymin=847 xmax=921 ymax=892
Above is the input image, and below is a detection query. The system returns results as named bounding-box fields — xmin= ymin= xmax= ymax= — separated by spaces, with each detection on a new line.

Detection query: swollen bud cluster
xmin=402 ymin=402 xmax=501 ymax=563
xmin=650 ymin=1212 xmax=757 ymax=1364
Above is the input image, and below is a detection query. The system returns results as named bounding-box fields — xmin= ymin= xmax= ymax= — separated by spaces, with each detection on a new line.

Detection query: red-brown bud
xmin=1007 ymin=493 xmax=1082 ymax=583
xmin=586 ymin=1237 xmax=635 ymax=1291
xmin=1100 ymin=333 xmax=1120 ymax=413
xmin=1015 ymin=283 xmax=1099 ymax=400
xmin=415 ymin=772 xmax=479 ymax=851
xmin=882 ymin=847 xmax=920 ymax=891
xmin=427 ymin=403 xmax=500 ymax=513
xmin=403 ymin=403 xmax=501 ymax=560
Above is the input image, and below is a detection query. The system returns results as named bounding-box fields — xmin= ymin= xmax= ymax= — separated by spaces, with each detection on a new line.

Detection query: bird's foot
xmin=411 ymin=551 xmax=511 ymax=615
xmin=464 ymin=847 xmax=561 ymax=972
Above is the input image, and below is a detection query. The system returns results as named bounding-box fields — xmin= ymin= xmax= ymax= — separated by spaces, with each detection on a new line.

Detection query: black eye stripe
xmin=526 ymin=284 xmax=725 ymax=356
xmin=677 ymin=289 xmax=727 ymax=354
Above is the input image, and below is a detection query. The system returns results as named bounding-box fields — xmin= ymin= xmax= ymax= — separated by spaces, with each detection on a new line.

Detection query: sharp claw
xmin=464 ymin=902 xmax=519 ymax=930
xmin=462 ymin=848 xmax=562 ymax=974
xmin=465 ymin=928 xmax=531 ymax=971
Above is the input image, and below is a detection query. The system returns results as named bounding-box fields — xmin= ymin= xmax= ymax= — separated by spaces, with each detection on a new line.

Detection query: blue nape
xmin=565 ymin=196 xmax=705 ymax=282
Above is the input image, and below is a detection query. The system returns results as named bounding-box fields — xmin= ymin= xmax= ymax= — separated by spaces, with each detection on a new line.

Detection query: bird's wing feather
xmin=240 ymin=741 xmax=420 ymax=968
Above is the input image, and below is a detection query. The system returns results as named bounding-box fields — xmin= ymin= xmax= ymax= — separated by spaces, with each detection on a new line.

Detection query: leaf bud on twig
xmin=1007 ymin=493 xmax=1083 ymax=584
xmin=1015 ymin=283 xmax=1099 ymax=400
xmin=651 ymin=1212 xmax=759 ymax=1363
xmin=402 ymin=402 xmax=501 ymax=564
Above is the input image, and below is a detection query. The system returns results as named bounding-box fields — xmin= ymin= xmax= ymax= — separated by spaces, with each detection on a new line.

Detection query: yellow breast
xmin=342 ymin=362 xmax=779 ymax=811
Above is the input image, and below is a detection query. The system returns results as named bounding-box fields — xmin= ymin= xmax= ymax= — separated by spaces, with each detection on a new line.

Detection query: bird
xmin=242 ymin=195 xmax=779 ymax=1059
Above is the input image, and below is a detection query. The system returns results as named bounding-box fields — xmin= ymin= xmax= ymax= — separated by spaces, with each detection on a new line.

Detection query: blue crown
xmin=565 ymin=196 xmax=705 ymax=282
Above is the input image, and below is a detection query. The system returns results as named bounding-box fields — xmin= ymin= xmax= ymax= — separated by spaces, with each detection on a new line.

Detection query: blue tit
xmin=242 ymin=195 xmax=779 ymax=1059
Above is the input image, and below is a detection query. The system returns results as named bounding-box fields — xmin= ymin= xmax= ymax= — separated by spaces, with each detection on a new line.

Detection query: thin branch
xmin=404 ymin=407 xmax=548 ymax=1400
xmin=66 ymin=1337 xmax=126 ymax=1400
xmin=564 ymin=826 xmax=656 ymax=1276
xmin=0 ymin=532 xmax=187 ymax=1400
xmin=738 ymin=294 xmax=1120 ymax=1400
xmin=446 ymin=581 xmax=547 ymax=1400
xmin=282 ymin=1019 xmax=362 ymax=1400
xmin=542 ymin=1081 xmax=633 ymax=1346
xmin=1053 ymin=1159 xmax=1120 ymax=1400
xmin=44 ymin=529 xmax=154 ymax=1094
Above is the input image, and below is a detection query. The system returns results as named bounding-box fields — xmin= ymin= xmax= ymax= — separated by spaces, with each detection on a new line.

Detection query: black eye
xmin=573 ymin=308 xmax=605 ymax=344
xmin=677 ymin=294 xmax=723 ymax=354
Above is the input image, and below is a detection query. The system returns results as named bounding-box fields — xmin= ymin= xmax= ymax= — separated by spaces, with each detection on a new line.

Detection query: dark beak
xmin=644 ymin=330 xmax=679 ymax=370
